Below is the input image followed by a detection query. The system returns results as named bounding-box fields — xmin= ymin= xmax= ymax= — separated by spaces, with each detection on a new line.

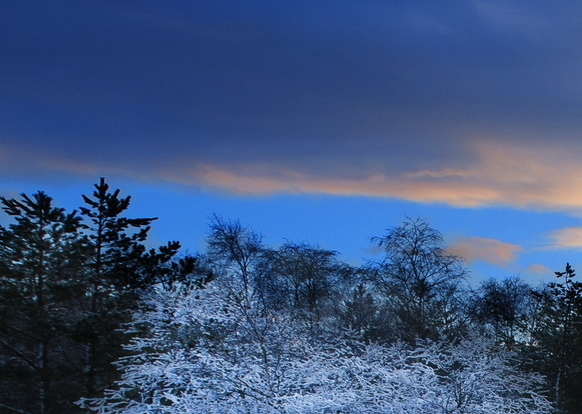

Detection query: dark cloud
xmin=2 ymin=1 xmax=582 ymax=192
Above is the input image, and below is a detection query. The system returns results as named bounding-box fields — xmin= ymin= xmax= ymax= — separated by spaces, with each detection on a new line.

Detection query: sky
xmin=2 ymin=1 xmax=582 ymax=285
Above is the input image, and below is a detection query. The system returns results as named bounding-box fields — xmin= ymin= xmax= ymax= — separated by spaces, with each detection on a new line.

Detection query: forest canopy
xmin=0 ymin=179 xmax=580 ymax=413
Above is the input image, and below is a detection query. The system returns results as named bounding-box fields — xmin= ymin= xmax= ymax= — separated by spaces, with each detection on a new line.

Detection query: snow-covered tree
xmin=81 ymin=269 xmax=554 ymax=413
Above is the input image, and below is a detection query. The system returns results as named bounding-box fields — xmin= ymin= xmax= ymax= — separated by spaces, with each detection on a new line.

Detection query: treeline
xmin=0 ymin=179 xmax=581 ymax=412
xmin=0 ymin=179 xmax=193 ymax=413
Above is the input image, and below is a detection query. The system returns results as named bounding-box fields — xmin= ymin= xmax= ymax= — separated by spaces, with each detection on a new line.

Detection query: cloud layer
xmin=2 ymin=1 xmax=582 ymax=213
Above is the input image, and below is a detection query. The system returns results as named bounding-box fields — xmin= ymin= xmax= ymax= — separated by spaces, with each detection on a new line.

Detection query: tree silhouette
xmin=531 ymin=263 xmax=582 ymax=412
xmin=371 ymin=217 xmax=467 ymax=342
xmin=0 ymin=191 xmax=86 ymax=413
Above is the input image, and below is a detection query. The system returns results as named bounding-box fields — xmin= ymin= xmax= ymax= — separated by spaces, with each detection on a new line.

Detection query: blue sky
xmin=2 ymin=1 xmax=582 ymax=284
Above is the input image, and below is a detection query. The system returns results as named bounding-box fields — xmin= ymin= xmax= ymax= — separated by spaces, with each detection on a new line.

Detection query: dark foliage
xmin=0 ymin=179 xmax=193 ymax=414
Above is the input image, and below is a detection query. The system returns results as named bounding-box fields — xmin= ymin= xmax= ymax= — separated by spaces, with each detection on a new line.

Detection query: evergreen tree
xmin=0 ymin=191 xmax=86 ymax=413
xmin=530 ymin=263 xmax=582 ymax=412
xmin=76 ymin=178 xmax=182 ymax=397
xmin=0 ymin=179 xmax=189 ymax=413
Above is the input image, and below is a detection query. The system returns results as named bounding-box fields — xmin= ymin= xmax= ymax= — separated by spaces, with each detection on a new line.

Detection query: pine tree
xmin=0 ymin=180 xmax=191 ymax=412
xmin=76 ymin=178 xmax=181 ymax=397
xmin=531 ymin=263 xmax=582 ymax=412
xmin=0 ymin=191 xmax=86 ymax=414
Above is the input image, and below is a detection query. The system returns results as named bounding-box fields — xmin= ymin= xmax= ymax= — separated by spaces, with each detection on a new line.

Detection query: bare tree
xmin=371 ymin=217 xmax=468 ymax=342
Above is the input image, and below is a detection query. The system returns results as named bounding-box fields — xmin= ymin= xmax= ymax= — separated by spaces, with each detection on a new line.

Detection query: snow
xmin=81 ymin=273 xmax=553 ymax=413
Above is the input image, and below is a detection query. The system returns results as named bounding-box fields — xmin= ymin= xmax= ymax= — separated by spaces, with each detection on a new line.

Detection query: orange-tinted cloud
xmin=447 ymin=237 xmax=523 ymax=266
xmin=6 ymin=137 xmax=582 ymax=216
xmin=547 ymin=227 xmax=582 ymax=250
xmin=152 ymin=139 xmax=582 ymax=214
xmin=527 ymin=263 xmax=552 ymax=274
xmin=159 ymin=162 xmax=497 ymax=205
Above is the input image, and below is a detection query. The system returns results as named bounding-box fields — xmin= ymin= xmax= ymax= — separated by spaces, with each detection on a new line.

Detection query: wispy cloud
xmin=150 ymin=139 xmax=582 ymax=214
xmin=527 ymin=263 xmax=553 ymax=274
xmin=9 ymin=137 xmax=582 ymax=216
xmin=547 ymin=227 xmax=582 ymax=250
xmin=448 ymin=237 xmax=523 ymax=266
